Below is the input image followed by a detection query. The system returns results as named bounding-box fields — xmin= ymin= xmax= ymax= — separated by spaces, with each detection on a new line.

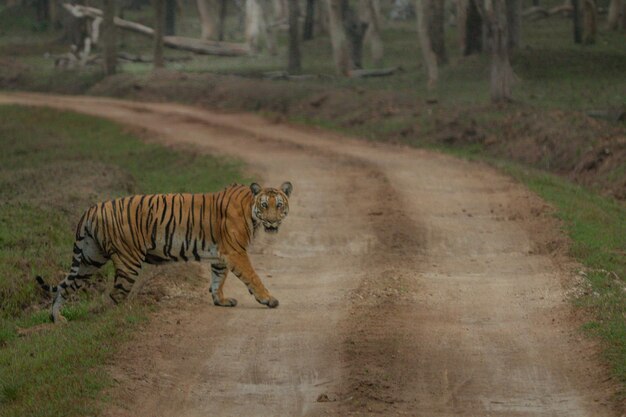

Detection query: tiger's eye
xmin=261 ymin=202 xmax=268 ymax=208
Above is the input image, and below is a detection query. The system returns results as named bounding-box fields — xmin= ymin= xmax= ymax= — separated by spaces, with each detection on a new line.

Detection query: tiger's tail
xmin=36 ymin=275 xmax=57 ymax=293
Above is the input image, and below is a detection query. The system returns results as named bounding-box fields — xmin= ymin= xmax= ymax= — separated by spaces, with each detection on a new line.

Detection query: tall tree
xmin=457 ymin=0 xmax=482 ymax=55
xmin=303 ymin=0 xmax=316 ymax=40
xmin=482 ymin=0 xmax=514 ymax=102
xmin=572 ymin=0 xmax=582 ymax=43
xmin=102 ymin=0 xmax=117 ymax=75
xmin=218 ymin=0 xmax=228 ymax=40
xmin=582 ymin=0 xmax=597 ymax=43
xmin=288 ymin=0 xmax=302 ymax=73
xmin=197 ymin=0 xmax=217 ymax=39
xmin=326 ymin=0 xmax=353 ymax=75
xmin=341 ymin=0 xmax=367 ymax=69
xmin=429 ymin=0 xmax=446 ymax=64
xmin=316 ymin=0 xmax=329 ymax=34
xmin=153 ymin=0 xmax=165 ymax=68
xmin=466 ymin=0 xmax=483 ymax=54
xmin=245 ymin=0 xmax=277 ymax=54
xmin=416 ymin=0 xmax=438 ymax=89
xmin=506 ymin=0 xmax=521 ymax=49
xmin=607 ymin=0 xmax=621 ymax=29
xmin=363 ymin=0 xmax=384 ymax=66
xmin=165 ymin=0 xmax=176 ymax=35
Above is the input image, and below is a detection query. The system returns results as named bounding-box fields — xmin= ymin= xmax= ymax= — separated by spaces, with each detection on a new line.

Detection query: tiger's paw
xmin=214 ymin=297 xmax=238 ymax=307
xmin=258 ymin=296 xmax=279 ymax=308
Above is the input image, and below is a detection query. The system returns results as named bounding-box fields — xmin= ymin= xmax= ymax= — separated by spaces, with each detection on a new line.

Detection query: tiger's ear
xmin=280 ymin=181 xmax=293 ymax=197
xmin=250 ymin=183 xmax=262 ymax=196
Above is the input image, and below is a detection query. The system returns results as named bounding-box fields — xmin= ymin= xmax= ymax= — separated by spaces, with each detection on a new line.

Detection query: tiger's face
xmin=251 ymin=182 xmax=292 ymax=234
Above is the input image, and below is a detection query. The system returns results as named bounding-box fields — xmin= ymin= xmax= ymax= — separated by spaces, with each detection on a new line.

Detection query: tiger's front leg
xmin=210 ymin=262 xmax=237 ymax=307
xmin=224 ymin=252 xmax=279 ymax=308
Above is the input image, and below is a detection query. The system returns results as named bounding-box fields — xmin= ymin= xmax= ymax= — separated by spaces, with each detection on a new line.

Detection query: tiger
xmin=36 ymin=182 xmax=293 ymax=323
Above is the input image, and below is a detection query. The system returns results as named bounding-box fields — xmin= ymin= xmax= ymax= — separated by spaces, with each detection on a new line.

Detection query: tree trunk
xmin=572 ymin=0 xmax=582 ymax=43
xmin=582 ymin=0 xmax=597 ymax=44
xmin=246 ymin=0 xmax=277 ymax=54
xmin=218 ymin=0 xmax=228 ymax=40
xmin=153 ymin=0 xmax=165 ymax=68
xmin=49 ymin=0 xmax=61 ymax=30
xmin=429 ymin=0 xmax=447 ymax=64
xmin=197 ymin=0 xmax=217 ymax=39
xmin=506 ymin=0 xmax=521 ymax=49
xmin=316 ymin=0 xmax=328 ymax=34
xmin=457 ymin=0 xmax=468 ymax=53
xmin=342 ymin=0 xmax=367 ymax=69
xmin=246 ymin=0 xmax=262 ymax=51
xmin=607 ymin=0 xmax=621 ymax=30
xmin=303 ymin=0 xmax=316 ymax=40
xmin=261 ymin=0 xmax=278 ymax=55
xmin=288 ymin=0 xmax=302 ymax=73
xmin=326 ymin=0 xmax=353 ymax=75
xmin=364 ymin=0 xmax=384 ymax=66
xmin=416 ymin=0 xmax=438 ymax=89
xmin=102 ymin=0 xmax=117 ymax=75
xmin=165 ymin=0 xmax=176 ymax=35
xmin=484 ymin=0 xmax=514 ymax=102
xmin=467 ymin=0 xmax=483 ymax=54
xmin=274 ymin=0 xmax=287 ymax=20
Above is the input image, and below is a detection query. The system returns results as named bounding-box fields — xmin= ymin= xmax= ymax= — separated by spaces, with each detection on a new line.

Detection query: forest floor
xmin=0 ymin=92 xmax=621 ymax=416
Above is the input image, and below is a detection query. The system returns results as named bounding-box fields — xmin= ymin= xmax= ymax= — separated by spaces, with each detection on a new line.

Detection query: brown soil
xmin=0 ymin=92 xmax=621 ymax=416
xmin=87 ymin=71 xmax=626 ymax=201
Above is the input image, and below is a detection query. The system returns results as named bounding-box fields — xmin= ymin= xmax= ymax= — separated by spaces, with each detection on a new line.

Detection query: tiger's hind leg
xmin=51 ymin=236 xmax=109 ymax=323
xmin=210 ymin=262 xmax=237 ymax=307
xmin=109 ymin=253 xmax=142 ymax=305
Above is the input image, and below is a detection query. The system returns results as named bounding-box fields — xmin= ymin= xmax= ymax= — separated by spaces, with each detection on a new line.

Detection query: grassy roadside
xmin=0 ymin=105 xmax=244 ymax=416
xmin=502 ymin=162 xmax=626 ymax=391
xmin=419 ymin=143 xmax=626 ymax=395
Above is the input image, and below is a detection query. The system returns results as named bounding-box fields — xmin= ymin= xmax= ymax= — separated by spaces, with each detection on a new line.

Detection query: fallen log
xmin=117 ymin=52 xmax=192 ymax=63
xmin=548 ymin=4 xmax=573 ymax=17
xmin=522 ymin=4 xmax=573 ymax=20
xmin=586 ymin=108 xmax=625 ymax=122
xmin=62 ymin=3 xmax=251 ymax=57
xmin=349 ymin=67 xmax=401 ymax=78
xmin=263 ymin=71 xmax=319 ymax=81
xmin=522 ymin=6 xmax=549 ymax=19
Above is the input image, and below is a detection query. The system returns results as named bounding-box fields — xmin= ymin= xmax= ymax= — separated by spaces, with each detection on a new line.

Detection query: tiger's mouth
xmin=263 ymin=222 xmax=279 ymax=233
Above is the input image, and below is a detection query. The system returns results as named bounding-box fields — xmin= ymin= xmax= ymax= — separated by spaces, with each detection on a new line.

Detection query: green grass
xmin=432 ymin=144 xmax=626 ymax=391
xmin=0 ymin=105 xmax=244 ymax=416
xmin=502 ymin=166 xmax=626 ymax=388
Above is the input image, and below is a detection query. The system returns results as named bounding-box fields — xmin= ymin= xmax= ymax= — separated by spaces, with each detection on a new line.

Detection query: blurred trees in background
xmin=153 ymin=0 xmax=165 ymax=67
xmin=3 ymin=0 xmax=623 ymax=102
xmin=102 ymin=0 xmax=117 ymax=74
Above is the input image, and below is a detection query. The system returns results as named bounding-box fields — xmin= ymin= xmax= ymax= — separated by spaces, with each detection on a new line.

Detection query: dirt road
xmin=0 ymin=93 xmax=617 ymax=416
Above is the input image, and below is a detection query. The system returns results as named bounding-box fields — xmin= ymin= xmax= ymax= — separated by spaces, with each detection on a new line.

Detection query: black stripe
xmin=192 ymin=240 xmax=200 ymax=261
xmin=179 ymin=244 xmax=188 ymax=262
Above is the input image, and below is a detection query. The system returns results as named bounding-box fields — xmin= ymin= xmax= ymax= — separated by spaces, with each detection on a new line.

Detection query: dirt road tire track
xmin=0 ymin=93 xmax=618 ymax=416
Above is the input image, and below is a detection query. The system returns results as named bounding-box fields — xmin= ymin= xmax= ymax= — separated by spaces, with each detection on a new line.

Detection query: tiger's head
xmin=250 ymin=182 xmax=292 ymax=234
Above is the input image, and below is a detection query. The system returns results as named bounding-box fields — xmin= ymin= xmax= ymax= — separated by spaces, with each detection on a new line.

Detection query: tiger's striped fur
xmin=36 ymin=182 xmax=293 ymax=323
